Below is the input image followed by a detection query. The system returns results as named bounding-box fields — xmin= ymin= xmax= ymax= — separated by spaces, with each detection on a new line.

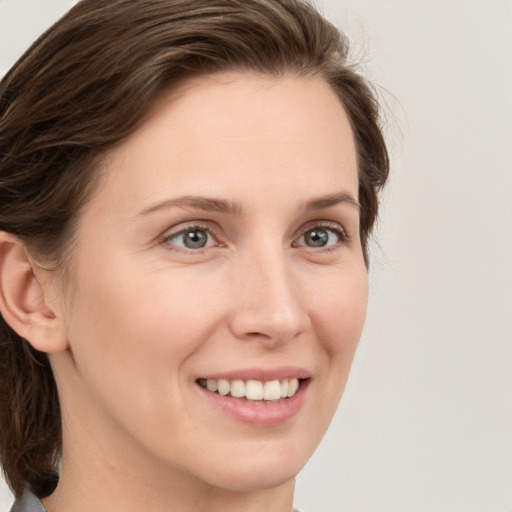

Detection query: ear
xmin=0 ymin=232 xmax=68 ymax=353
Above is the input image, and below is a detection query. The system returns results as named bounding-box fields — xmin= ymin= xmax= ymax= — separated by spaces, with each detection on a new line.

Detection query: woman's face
xmin=51 ymin=72 xmax=367 ymax=492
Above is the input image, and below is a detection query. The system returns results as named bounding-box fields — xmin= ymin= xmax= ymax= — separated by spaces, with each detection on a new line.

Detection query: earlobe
xmin=0 ymin=232 xmax=68 ymax=353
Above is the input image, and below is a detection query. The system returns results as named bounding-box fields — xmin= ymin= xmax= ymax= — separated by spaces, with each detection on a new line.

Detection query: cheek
xmin=64 ymin=257 xmax=231 ymax=399
xmin=311 ymin=264 xmax=368 ymax=359
xmin=308 ymin=263 xmax=368 ymax=416
xmin=294 ymin=263 xmax=368 ymax=449
xmin=59 ymin=265 xmax=226 ymax=454
xmin=68 ymin=271 xmax=207 ymax=365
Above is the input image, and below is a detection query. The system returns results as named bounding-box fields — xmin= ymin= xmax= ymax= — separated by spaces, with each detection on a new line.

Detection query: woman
xmin=0 ymin=0 xmax=389 ymax=511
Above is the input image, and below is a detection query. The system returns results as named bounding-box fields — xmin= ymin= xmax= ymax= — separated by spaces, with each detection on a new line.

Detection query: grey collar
xmin=9 ymin=488 xmax=305 ymax=512
xmin=9 ymin=489 xmax=47 ymax=512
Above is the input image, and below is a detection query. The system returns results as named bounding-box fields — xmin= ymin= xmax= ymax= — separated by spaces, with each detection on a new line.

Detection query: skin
xmin=3 ymin=72 xmax=368 ymax=512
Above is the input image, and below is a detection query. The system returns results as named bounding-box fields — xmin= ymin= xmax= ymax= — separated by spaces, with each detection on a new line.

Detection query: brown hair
xmin=0 ymin=0 xmax=389 ymax=498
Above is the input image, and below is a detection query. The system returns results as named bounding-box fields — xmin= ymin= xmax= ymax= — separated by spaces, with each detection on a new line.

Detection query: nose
xmin=228 ymin=249 xmax=311 ymax=347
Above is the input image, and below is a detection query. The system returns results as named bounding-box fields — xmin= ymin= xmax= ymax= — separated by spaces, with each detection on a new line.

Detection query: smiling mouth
xmin=197 ymin=377 xmax=305 ymax=402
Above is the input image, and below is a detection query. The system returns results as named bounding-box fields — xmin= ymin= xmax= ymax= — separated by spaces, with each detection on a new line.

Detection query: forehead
xmin=92 ymin=72 xmax=358 ymax=215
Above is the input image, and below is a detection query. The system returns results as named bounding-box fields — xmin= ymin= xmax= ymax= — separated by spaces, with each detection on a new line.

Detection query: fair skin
xmin=0 ymin=72 xmax=367 ymax=512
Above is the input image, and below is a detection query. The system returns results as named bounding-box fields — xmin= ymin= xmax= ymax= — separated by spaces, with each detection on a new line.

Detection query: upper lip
xmin=197 ymin=366 xmax=311 ymax=382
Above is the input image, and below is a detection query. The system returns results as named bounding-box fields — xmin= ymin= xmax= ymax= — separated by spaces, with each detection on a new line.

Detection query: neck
xmin=42 ymin=404 xmax=296 ymax=512
xmin=43 ymin=474 xmax=295 ymax=512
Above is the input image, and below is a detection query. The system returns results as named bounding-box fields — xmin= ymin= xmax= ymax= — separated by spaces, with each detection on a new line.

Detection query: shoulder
xmin=9 ymin=493 xmax=304 ymax=512
xmin=9 ymin=489 xmax=46 ymax=512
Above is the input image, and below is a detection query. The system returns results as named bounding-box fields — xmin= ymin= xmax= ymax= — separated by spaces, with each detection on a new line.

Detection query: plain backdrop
xmin=1 ymin=1 xmax=511 ymax=511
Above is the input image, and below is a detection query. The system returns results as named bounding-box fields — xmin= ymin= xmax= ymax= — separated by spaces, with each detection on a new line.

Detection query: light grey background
xmin=1 ymin=1 xmax=511 ymax=511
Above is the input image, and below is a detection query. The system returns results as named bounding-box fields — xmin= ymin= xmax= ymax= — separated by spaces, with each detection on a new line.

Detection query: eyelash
xmin=293 ymin=221 xmax=349 ymax=250
xmin=160 ymin=220 xmax=350 ymax=254
xmin=160 ymin=222 xmax=222 ymax=254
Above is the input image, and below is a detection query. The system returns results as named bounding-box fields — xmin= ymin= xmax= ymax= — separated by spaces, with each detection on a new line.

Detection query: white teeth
xmin=201 ymin=377 xmax=302 ymax=401
xmin=280 ymin=379 xmax=289 ymax=398
xmin=217 ymin=379 xmax=230 ymax=396
xmin=287 ymin=378 xmax=299 ymax=397
xmin=206 ymin=379 xmax=218 ymax=392
xmin=263 ymin=380 xmax=281 ymax=401
xmin=246 ymin=380 xmax=264 ymax=400
xmin=230 ymin=379 xmax=245 ymax=398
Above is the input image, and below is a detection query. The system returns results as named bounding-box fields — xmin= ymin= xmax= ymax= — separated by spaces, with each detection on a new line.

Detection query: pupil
xmin=306 ymin=229 xmax=328 ymax=247
xmin=184 ymin=230 xmax=207 ymax=248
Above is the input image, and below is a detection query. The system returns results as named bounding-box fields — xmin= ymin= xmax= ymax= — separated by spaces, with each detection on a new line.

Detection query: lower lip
xmin=197 ymin=380 xmax=310 ymax=427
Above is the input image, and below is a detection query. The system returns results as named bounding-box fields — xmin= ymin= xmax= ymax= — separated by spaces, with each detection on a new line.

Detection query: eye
xmin=164 ymin=227 xmax=216 ymax=250
xmin=295 ymin=224 xmax=347 ymax=249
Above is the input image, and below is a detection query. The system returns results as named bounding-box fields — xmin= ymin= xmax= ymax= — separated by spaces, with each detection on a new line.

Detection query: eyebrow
xmin=138 ymin=190 xmax=359 ymax=217
xmin=302 ymin=191 xmax=360 ymax=213
xmin=139 ymin=195 xmax=242 ymax=216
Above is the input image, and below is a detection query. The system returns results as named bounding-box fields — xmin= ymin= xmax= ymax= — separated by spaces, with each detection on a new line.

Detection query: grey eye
xmin=167 ymin=228 xmax=213 ymax=249
xmin=183 ymin=229 xmax=208 ymax=248
xmin=304 ymin=229 xmax=329 ymax=247
xmin=296 ymin=227 xmax=343 ymax=248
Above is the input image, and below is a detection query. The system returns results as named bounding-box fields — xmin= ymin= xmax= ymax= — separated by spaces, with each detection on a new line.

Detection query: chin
xmin=188 ymin=435 xmax=317 ymax=493
xmin=202 ymin=461 xmax=300 ymax=493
